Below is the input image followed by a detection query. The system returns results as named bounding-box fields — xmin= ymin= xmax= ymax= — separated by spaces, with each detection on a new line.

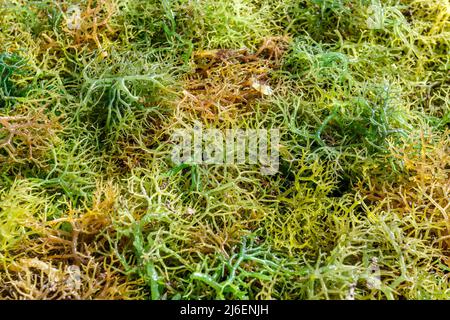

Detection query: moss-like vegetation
xmin=0 ymin=0 xmax=448 ymax=299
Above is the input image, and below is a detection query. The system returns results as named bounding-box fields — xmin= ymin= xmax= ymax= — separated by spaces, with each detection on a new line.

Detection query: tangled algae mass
xmin=0 ymin=0 xmax=449 ymax=300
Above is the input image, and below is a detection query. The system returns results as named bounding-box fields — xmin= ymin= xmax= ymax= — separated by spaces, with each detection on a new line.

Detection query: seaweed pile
xmin=0 ymin=0 xmax=448 ymax=299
